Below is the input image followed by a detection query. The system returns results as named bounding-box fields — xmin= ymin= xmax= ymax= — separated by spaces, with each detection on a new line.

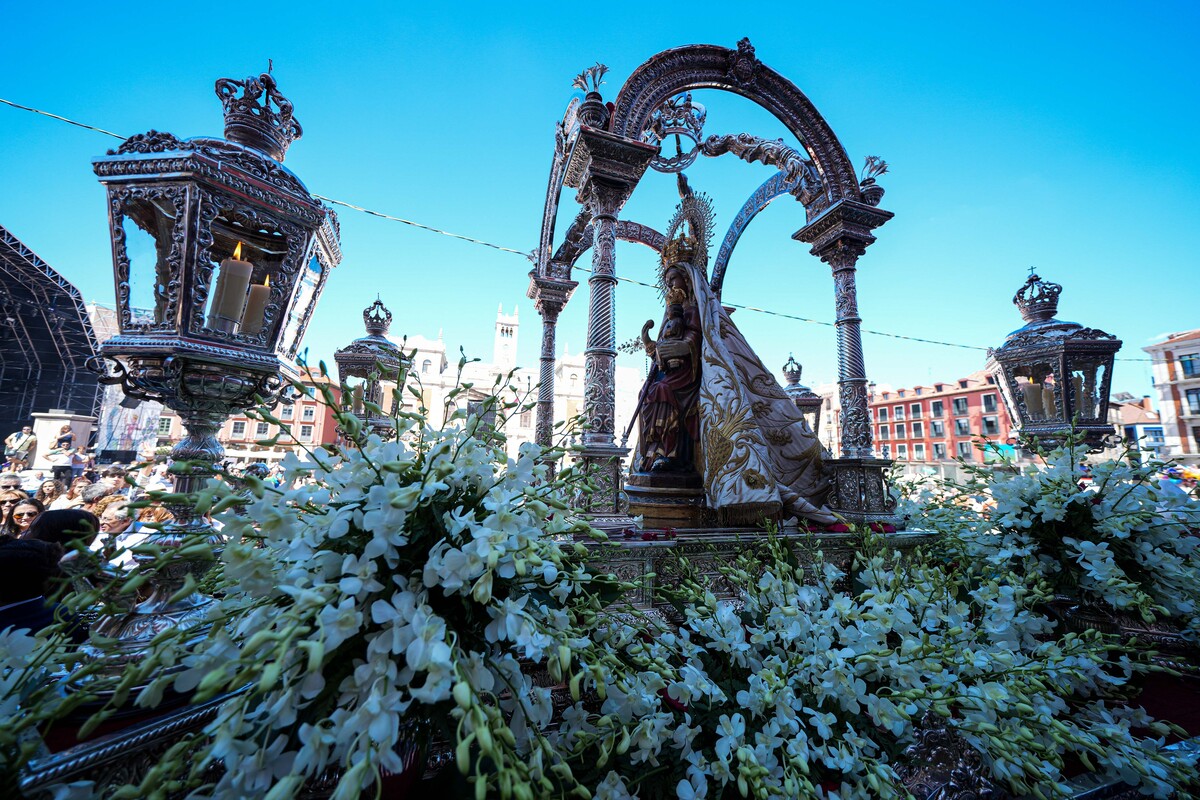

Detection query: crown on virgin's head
xmin=663 ymin=231 xmax=698 ymax=266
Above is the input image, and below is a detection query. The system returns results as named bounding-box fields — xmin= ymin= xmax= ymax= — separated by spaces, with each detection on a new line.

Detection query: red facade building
xmin=823 ymin=370 xmax=1020 ymax=472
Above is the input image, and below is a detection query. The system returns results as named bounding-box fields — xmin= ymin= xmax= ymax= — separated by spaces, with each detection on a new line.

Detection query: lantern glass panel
xmin=203 ymin=211 xmax=291 ymax=341
xmin=1068 ymin=358 xmax=1107 ymax=420
xmin=280 ymin=254 xmax=322 ymax=357
xmin=119 ymin=196 xmax=179 ymax=325
xmin=1011 ymin=360 xmax=1061 ymax=422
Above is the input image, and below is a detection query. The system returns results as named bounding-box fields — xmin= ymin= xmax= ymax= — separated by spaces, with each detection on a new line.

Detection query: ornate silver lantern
xmin=90 ymin=72 xmax=340 ymax=646
xmin=987 ymin=273 xmax=1121 ymax=450
xmin=334 ymin=298 xmax=405 ymax=439
xmin=782 ymin=354 xmax=823 ymax=437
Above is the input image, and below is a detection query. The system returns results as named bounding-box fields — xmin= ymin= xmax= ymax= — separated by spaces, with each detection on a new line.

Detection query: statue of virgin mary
xmin=632 ymin=176 xmax=836 ymax=526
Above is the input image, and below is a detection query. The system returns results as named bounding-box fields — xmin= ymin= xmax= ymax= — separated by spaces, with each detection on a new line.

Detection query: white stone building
xmin=390 ymin=305 xmax=643 ymax=460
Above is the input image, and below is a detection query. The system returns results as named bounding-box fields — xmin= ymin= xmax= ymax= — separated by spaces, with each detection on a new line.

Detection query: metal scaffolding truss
xmin=0 ymin=224 xmax=101 ymax=435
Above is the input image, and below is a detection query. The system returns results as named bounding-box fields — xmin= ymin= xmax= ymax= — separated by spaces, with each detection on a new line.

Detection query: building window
xmin=1187 ymin=389 xmax=1200 ymax=415
xmin=952 ymin=397 xmax=970 ymax=416
xmin=982 ymin=416 xmax=1000 ymax=436
xmin=157 ymin=417 xmax=173 ymax=436
xmin=915 ymin=387 xmax=923 ymax=396
xmin=299 ymin=425 xmax=314 ymax=441
xmin=422 ymin=359 xmax=432 ymax=374
xmin=1194 ymin=426 xmax=1200 ymax=447
xmin=878 ymin=426 xmax=889 ymax=440
xmin=982 ymin=393 xmax=998 ymax=413
xmin=231 ymin=421 xmax=246 ymax=438
xmin=895 ymin=423 xmax=905 ymax=439
xmin=302 ymin=406 xmax=316 ymax=422
xmin=877 ymin=407 xmax=889 ymax=422
xmin=911 ymin=421 xmax=924 ymax=438
xmin=893 ymin=406 xmax=905 ymax=421
xmin=957 ymin=441 xmax=974 ymax=460
xmin=931 ymin=420 xmax=945 ymax=438
xmin=256 ymin=422 xmax=269 ymax=437
xmin=519 ymin=410 xmax=533 ymax=428
xmin=281 ymin=405 xmax=293 ymax=420
xmin=931 ymin=400 xmax=944 ymax=418
xmin=913 ymin=443 xmax=926 ymax=460
xmin=1182 ymin=354 xmax=1200 ymax=378
xmin=955 ymin=419 xmax=972 ymax=437
xmin=897 ymin=444 xmax=907 ymax=459
xmin=933 ymin=443 xmax=947 ymax=460
xmin=910 ymin=403 xmax=922 ymax=419
xmin=958 ymin=380 xmax=969 ymax=389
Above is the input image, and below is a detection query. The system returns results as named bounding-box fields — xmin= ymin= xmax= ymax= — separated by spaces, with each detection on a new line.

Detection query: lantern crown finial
xmin=1013 ymin=272 xmax=1063 ymax=324
xmin=215 ymin=72 xmax=302 ymax=162
xmin=783 ymin=354 xmax=802 ymax=386
xmin=363 ymin=298 xmax=392 ymax=337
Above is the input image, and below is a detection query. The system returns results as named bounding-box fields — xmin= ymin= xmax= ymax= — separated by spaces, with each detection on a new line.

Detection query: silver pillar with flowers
xmin=987 ymin=272 xmax=1121 ymax=451
xmin=89 ymin=71 xmax=342 ymax=649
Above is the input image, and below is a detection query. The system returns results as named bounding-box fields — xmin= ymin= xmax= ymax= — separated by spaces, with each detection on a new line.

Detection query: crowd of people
xmin=0 ymin=463 xmax=173 ymax=636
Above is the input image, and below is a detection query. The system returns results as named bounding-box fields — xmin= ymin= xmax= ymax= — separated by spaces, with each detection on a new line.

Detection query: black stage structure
xmin=0 ymin=225 xmax=101 ymax=438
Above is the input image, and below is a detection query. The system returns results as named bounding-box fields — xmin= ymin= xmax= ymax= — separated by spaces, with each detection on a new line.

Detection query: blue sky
xmin=2 ymin=2 xmax=1197 ymax=401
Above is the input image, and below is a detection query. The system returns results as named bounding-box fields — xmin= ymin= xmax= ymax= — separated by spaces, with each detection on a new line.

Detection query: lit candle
xmin=240 ymin=276 xmax=270 ymax=336
xmin=1022 ymin=382 xmax=1044 ymax=419
xmin=352 ymin=385 xmax=364 ymax=413
xmin=1042 ymin=383 xmax=1057 ymax=418
xmin=208 ymin=242 xmax=253 ymax=329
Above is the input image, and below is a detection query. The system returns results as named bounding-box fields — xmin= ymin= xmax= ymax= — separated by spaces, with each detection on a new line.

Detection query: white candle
xmin=352 ymin=385 xmax=364 ymax=414
xmin=1042 ymin=384 xmax=1057 ymax=419
xmin=1071 ymin=375 xmax=1084 ymax=416
xmin=1022 ymin=382 xmax=1044 ymax=418
xmin=210 ymin=243 xmax=253 ymax=324
xmin=240 ymin=277 xmax=270 ymax=335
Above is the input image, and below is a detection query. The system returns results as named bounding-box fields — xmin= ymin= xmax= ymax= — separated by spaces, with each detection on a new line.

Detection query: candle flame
xmin=233 ymin=242 xmax=243 ymax=260
xmin=264 ymin=275 xmax=270 ymax=288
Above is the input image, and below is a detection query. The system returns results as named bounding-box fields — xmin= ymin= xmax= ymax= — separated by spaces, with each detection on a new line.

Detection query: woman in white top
xmin=49 ymin=477 xmax=91 ymax=510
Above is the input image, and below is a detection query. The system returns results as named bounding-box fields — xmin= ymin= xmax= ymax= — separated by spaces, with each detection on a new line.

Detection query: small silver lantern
xmin=783 ymin=354 xmax=823 ymax=437
xmin=334 ymin=298 xmax=405 ymax=440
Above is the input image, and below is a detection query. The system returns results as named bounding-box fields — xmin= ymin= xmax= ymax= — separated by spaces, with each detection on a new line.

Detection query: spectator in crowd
xmin=103 ymin=466 xmax=140 ymax=501
xmin=20 ymin=470 xmax=46 ymax=495
xmin=4 ymin=498 xmax=45 ymax=538
xmin=0 ymin=490 xmax=27 ymax=522
xmin=3 ymin=425 xmax=36 ymax=471
xmin=50 ymin=477 xmax=92 ymax=511
xmin=136 ymin=503 xmax=174 ymax=527
xmin=71 ymin=446 xmax=90 ymax=481
xmin=80 ymin=483 xmax=116 ymax=514
xmin=93 ymin=500 xmax=148 ymax=569
xmin=34 ymin=479 xmax=65 ymax=507
xmin=0 ymin=472 xmax=24 ymax=493
xmin=0 ymin=535 xmax=67 ymax=635
xmin=91 ymin=494 xmax=124 ymax=520
xmin=25 ymin=509 xmax=100 ymax=550
xmin=45 ymin=425 xmax=75 ymax=483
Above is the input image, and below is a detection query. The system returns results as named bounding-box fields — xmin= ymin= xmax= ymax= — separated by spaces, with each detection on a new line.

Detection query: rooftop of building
xmin=1143 ymin=329 xmax=1200 ymax=351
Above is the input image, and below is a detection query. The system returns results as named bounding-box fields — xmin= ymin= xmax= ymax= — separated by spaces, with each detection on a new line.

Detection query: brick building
xmin=821 ymin=370 xmax=1021 ymax=477
xmin=156 ymin=374 xmax=341 ymax=468
xmin=1144 ymin=329 xmax=1200 ymax=467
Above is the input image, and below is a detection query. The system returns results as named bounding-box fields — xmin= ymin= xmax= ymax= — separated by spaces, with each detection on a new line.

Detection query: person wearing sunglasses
xmin=3 ymin=498 xmax=44 ymax=538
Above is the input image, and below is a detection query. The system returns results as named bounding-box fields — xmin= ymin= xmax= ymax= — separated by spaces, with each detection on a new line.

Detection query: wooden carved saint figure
xmin=636 ymin=264 xmax=702 ymax=473
xmin=629 ymin=175 xmax=836 ymax=525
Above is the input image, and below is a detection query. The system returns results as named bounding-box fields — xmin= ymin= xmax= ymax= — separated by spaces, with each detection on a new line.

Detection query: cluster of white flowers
xmin=948 ymin=444 xmax=1200 ymax=634
xmin=117 ymin=400 xmax=624 ymax=800
xmin=557 ymin=536 xmax=1194 ymax=798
